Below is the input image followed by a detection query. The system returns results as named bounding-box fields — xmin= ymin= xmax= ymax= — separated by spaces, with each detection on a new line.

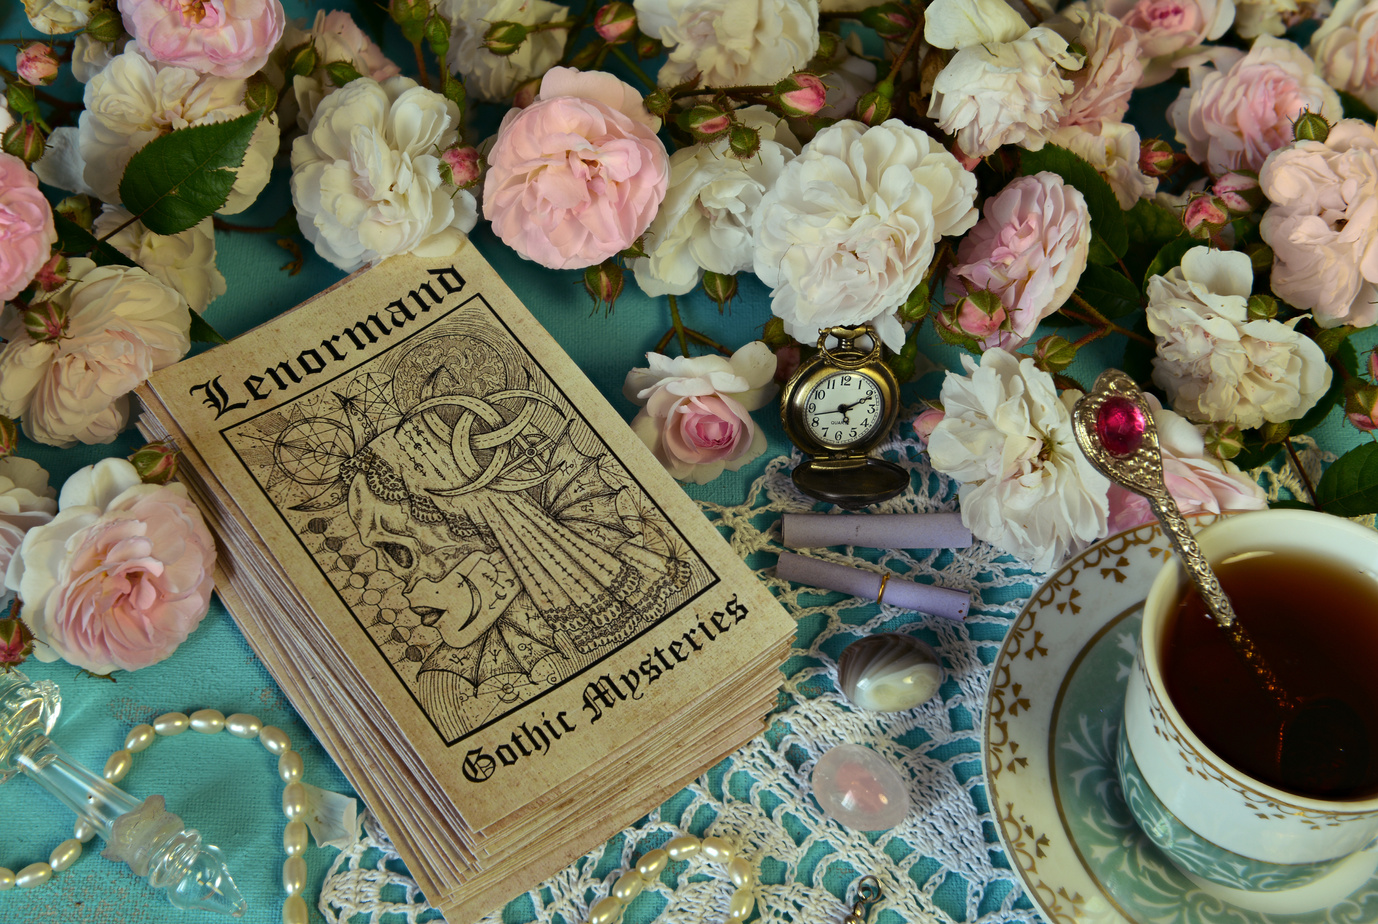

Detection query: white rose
xmin=438 ymin=0 xmax=569 ymax=102
xmin=291 ymin=76 xmax=478 ymax=273
xmin=928 ymin=349 xmax=1110 ymax=572
xmin=929 ymin=26 xmax=1082 ymax=158
xmin=71 ymin=33 xmax=123 ymax=83
xmin=23 ymin=0 xmax=92 ymax=34
xmin=634 ymin=0 xmax=820 ymax=87
xmin=1237 ymin=0 xmax=1300 ymax=38
xmin=1147 ymin=246 xmax=1331 ymax=428
xmin=0 ymin=261 xmax=191 ymax=448
xmin=1311 ymin=0 xmax=1378 ymax=109
xmin=752 ymin=119 xmax=978 ymax=351
xmin=924 ymin=0 xmax=1029 ymax=49
xmin=0 ymin=457 xmax=57 ymax=587
xmin=631 ymin=108 xmax=800 ymax=298
xmin=77 ymin=47 xmax=279 ymax=214
xmin=1046 ymin=120 xmax=1157 ymax=209
xmin=93 ymin=206 xmax=226 ymax=313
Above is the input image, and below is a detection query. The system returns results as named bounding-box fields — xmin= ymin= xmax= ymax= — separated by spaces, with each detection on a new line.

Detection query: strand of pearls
xmin=0 ymin=708 xmax=313 ymax=924
xmin=586 ymin=834 xmax=755 ymax=924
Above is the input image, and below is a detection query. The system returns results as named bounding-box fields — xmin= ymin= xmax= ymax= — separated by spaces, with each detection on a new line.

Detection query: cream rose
xmin=635 ymin=0 xmax=820 ymax=87
xmin=292 ymin=76 xmax=478 ymax=273
xmin=93 ymin=206 xmax=226 ymax=313
xmin=6 ymin=458 xmax=216 ymax=674
xmin=0 ymin=457 xmax=57 ymax=587
xmin=22 ymin=0 xmax=92 ymax=34
xmin=929 ymin=26 xmax=1082 ymax=158
xmin=278 ymin=10 xmax=402 ymax=132
xmin=1046 ymin=121 xmax=1158 ymax=209
xmin=0 ymin=261 xmax=191 ymax=448
xmin=1237 ymin=0 xmax=1301 ymax=38
xmin=631 ymin=108 xmax=800 ymax=298
xmin=76 ymin=47 xmax=279 ymax=214
xmin=753 ymin=119 xmax=978 ymax=352
xmin=1167 ymin=37 xmax=1342 ymax=175
xmin=928 ymin=349 xmax=1110 ymax=571
xmin=1311 ymin=0 xmax=1378 ymax=109
xmin=1260 ymin=120 xmax=1378 ymax=327
xmin=438 ymin=0 xmax=570 ymax=102
xmin=1147 ymin=246 xmax=1331 ymax=428
xmin=623 ymin=342 xmax=778 ymax=484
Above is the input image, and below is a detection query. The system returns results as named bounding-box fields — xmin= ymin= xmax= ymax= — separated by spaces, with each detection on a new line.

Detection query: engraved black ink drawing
xmin=225 ymin=306 xmax=711 ymax=743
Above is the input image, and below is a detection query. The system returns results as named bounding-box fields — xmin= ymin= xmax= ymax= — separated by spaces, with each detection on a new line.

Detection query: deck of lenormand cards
xmin=135 ymin=246 xmax=796 ymax=921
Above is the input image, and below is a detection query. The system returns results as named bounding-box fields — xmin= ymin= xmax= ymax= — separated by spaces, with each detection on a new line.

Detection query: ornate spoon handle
xmin=1147 ymin=490 xmax=1236 ymax=627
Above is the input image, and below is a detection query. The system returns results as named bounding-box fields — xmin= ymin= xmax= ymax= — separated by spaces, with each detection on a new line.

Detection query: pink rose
xmin=0 ymin=152 xmax=57 ymax=302
xmin=1260 ymin=119 xmax=1378 ymax=327
xmin=1105 ymin=0 xmax=1233 ymax=80
xmin=914 ymin=406 xmax=945 ymax=449
xmin=1106 ymin=395 xmax=1266 ymax=533
xmin=0 ymin=261 xmax=191 ymax=447
xmin=945 ymin=172 xmax=1091 ymax=350
xmin=1167 ymin=37 xmax=1342 ymax=175
xmin=1055 ymin=10 xmax=1143 ymax=127
xmin=120 ymin=0 xmax=286 ymax=79
xmin=16 ymin=43 xmax=59 ymax=85
xmin=483 ymin=67 xmax=670 ymax=270
xmin=0 ymin=456 xmax=56 ymax=584
xmin=623 ymin=341 xmax=778 ymax=484
xmin=6 ymin=458 xmax=216 ymax=673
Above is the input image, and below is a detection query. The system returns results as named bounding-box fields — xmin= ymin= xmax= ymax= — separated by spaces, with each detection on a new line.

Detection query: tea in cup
xmin=1120 ymin=509 xmax=1378 ymax=893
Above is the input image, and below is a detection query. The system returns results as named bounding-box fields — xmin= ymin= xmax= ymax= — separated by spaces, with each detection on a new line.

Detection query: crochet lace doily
xmin=318 ymin=426 xmax=1341 ymax=924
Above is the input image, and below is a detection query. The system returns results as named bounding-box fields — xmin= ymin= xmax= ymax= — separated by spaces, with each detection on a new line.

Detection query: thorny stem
xmin=412 ymin=41 xmax=431 ymax=89
xmin=1283 ymin=439 xmax=1321 ymax=509
xmin=1060 ymin=299 xmax=1156 ymax=346
xmin=883 ymin=16 xmax=928 ymax=85
xmin=652 ymin=325 xmax=732 ymax=356
xmin=667 ymin=294 xmax=690 ymax=356
xmin=95 ymin=212 xmax=143 ymax=244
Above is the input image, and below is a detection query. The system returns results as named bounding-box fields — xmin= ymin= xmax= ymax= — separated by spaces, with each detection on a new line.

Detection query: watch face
xmin=802 ymin=371 xmax=884 ymax=446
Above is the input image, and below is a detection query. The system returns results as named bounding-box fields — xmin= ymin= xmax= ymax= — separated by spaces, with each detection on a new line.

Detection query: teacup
xmin=1120 ymin=509 xmax=1378 ymax=893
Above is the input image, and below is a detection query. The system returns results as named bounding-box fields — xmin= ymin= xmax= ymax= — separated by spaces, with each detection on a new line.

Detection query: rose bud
xmin=1246 ymin=293 xmax=1278 ymax=320
xmin=33 ymin=253 xmax=67 ymax=292
xmin=1346 ymin=382 xmax=1378 ymax=433
xmin=17 ymin=44 xmax=59 ymax=86
xmin=860 ymin=2 xmax=916 ymax=38
xmin=774 ymin=72 xmax=828 ymax=118
xmin=0 ymin=616 xmax=34 ymax=671
xmin=425 ymin=13 xmax=450 ymax=57
xmin=285 ymin=41 xmax=319 ymax=78
xmin=897 ymin=281 xmax=930 ymax=323
xmin=440 ymin=145 xmax=483 ymax=188
xmin=913 ymin=404 xmax=945 ymax=448
xmin=0 ymin=415 xmax=17 ymax=458
xmin=701 ymin=271 xmax=737 ymax=310
xmin=1182 ymin=193 xmax=1230 ymax=240
xmin=856 ymin=79 xmax=894 ymax=126
xmin=1202 ymin=422 xmax=1245 ymax=460
xmin=484 ymin=21 xmax=530 ymax=56
xmin=22 ymin=298 xmax=68 ymax=342
xmin=594 ymin=2 xmax=637 ymax=44
xmin=636 ymin=33 xmax=660 ymax=59
xmin=324 ymin=61 xmax=364 ymax=87
xmin=1244 ymin=240 xmax=1273 ymax=273
xmin=84 ymin=8 xmax=124 ymax=44
xmin=243 ymin=74 xmax=278 ymax=113
xmin=129 ymin=440 xmax=181 ymax=485
xmin=1139 ymin=138 xmax=1179 ymax=178
xmin=584 ymin=259 xmax=624 ymax=313
xmin=726 ymin=122 xmax=761 ymax=160
xmin=390 ymin=0 xmax=431 ymax=43
xmin=773 ymin=343 xmax=802 ymax=384
xmin=2 ymin=122 xmax=45 ymax=164
xmin=678 ymin=104 xmax=732 ymax=142
xmin=1032 ymin=334 xmax=1078 ymax=374
xmin=642 ymin=87 xmax=672 ymax=119
xmin=947 ymin=289 xmax=1007 ymax=341
xmin=761 ymin=316 xmax=791 ymax=349
xmin=512 ymin=76 xmax=541 ymax=108
xmin=1213 ymin=171 xmax=1264 ymax=214
xmin=1293 ymin=109 xmax=1330 ymax=143
xmin=55 ymin=194 xmax=93 ymax=229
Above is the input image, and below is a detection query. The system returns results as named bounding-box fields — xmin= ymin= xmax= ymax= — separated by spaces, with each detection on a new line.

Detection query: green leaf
xmin=1119 ymin=311 xmax=1157 ymax=387
xmin=1316 ymin=442 xmax=1378 ymax=516
xmin=1144 ymin=237 xmax=1198 ymax=288
xmin=118 ymin=110 xmax=263 ymax=236
xmin=1268 ymin=498 xmax=1315 ymax=511
xmin=1124 ymin=199 xmax=1185 ymax=284
xmin=1076 ymin=264 xmax=1141 ymax=320
xmin=1340 ymin=91 xmax=1378 ymax=124
xmin=1021 ymin=144 xmax=1128 ymax=258
xmin=188 ymin=311 xmax=229 ymax=345
xmin=1290 ymin=339 xmax=1356 ymax=437
xmin=52 ymin=213 xmax=136 ymax=268
xmin=1087 ymin=235 xmax=1118 ymax=265
xmin=1233 ymin=437 xmax=1284 ymax=472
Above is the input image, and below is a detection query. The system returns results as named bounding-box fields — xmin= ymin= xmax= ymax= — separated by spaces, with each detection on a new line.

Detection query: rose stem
xmin=1283 ymin=438 xmax=1321 ymax=509
xmin=610 ymin=45 xmax=655 ymax=91
xmin=667 ymin=294 xmax=690 ymax=356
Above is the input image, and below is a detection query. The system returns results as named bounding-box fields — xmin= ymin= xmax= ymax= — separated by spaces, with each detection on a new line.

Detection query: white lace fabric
xmin=318 ymin=427 xmax=1339 ymax=924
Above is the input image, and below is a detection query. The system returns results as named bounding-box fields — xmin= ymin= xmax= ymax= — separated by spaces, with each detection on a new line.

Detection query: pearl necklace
xmin=586 ymin=834 xmax=755 ymax=924
xmin=0 ymin=708 xmax=312 ymax=924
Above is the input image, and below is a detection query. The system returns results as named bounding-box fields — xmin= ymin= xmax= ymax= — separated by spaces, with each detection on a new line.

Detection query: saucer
xmin=984 ymin=519 xmax=1378 ymax=924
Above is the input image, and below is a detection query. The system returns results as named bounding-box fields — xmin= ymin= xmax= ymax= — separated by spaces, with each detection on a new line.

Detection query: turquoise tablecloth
xmin=3 ymin=5 xmax=1374 ymax=924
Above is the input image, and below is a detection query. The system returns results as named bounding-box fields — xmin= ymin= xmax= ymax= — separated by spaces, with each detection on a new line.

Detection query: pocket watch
xmin=780 ymin=325 xmax=908 ymax=508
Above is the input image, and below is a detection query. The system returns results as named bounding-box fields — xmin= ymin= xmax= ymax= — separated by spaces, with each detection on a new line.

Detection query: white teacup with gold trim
xmin=1121 ymin=509 xmax=1378 ymax=896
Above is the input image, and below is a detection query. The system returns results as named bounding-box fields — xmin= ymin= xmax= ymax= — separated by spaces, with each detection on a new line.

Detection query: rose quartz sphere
xmin=811 ymin=744 xmax=912 ymax=831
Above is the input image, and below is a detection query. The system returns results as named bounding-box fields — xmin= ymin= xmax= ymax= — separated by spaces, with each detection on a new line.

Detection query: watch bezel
xmin=780 ymin=347 xmax=901 ymax=458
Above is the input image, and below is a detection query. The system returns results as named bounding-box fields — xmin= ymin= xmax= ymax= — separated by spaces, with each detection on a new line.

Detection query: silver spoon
xmin=1072 ymin=369 xmax=1367 ymax=796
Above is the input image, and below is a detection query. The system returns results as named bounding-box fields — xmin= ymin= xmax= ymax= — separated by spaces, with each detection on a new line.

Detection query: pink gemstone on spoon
xmin=1096 ymin=396 xmax=1147 ymax=457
